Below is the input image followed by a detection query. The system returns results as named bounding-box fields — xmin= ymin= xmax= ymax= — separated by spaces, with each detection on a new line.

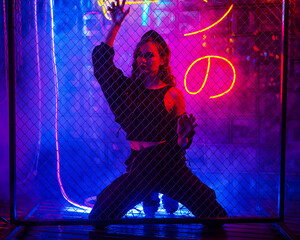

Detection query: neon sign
xmin=83 ymin=11 xmax=105 ymax=36
xmin=184 ymin=56 xmax=236 ymax=98
xmin=97 ymin=0 xmax=159 ymax=20
xmin=142 ymin=2 xmax=151 ymax=26
xmin=184 ymin=4 xmax=233 ymax=36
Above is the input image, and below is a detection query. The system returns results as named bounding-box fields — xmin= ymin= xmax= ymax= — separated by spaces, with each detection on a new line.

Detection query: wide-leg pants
xmin=89 ymin=142 xmax=227 ymax=220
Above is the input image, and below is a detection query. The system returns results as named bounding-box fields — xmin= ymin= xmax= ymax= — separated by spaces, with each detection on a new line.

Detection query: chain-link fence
xmin=10 ymin=0 xmax=290 ymax=223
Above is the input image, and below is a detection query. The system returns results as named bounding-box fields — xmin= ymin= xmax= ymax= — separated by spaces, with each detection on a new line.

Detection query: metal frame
xmin=279 ymin=0 xmax=290 ymax=223
xmin=7 ymin=0 xmax=295 ymax=238
xmin=7 ymin=0 xmax=16 ymax=224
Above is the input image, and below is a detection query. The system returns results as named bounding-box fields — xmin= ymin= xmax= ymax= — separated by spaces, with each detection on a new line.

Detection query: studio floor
xmin=1 ymin=200 xmax=299 ymax=240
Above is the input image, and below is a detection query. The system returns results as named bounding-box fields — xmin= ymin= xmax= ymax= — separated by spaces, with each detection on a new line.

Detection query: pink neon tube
xmin=50 ymin=0 xmax=91 ymax=211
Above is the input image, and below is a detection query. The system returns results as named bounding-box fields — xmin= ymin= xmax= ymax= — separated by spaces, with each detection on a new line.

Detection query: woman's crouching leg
xmin=89 ymin=173 xmax=148 ymax=220
xmin=162 ymin=168 xmax=228 ymax=218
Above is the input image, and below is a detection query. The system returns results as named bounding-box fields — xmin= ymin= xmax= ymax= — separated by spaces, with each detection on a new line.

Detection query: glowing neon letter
xmin=97 ymin=0 xmax=114 ymax=20
xmin=184 ymin=4 xmax=233 ymax=36
xmin=142 ymin=2 xmax=151 ymax=25
xmin=83 ymin=11 xmax=105 ymax=36
xmin=184 ymin=56 xmax=236 ymax=98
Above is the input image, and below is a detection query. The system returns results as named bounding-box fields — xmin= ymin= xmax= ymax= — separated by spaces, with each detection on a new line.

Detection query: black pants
xmin=89 ymin=143 xmax=227 ymax=220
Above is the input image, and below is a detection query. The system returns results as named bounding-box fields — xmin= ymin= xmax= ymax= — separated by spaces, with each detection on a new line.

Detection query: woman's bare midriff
xmin=129 ymin=140 xmax=166 ymax=151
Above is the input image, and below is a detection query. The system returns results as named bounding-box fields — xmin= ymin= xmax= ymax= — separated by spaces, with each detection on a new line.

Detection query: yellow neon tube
xmin=184 ymin=56 xmax=236 ymax=99
xmin=184 ymin=4 xmax=234 ymax=36
xmin=97 ymin=0 xmax=113 ymax=20
xmin=126 ymin=0 xmax=158 ymax=3
xmin=184 ymin=57 xmax=210 ymax=95
xmin=209 ymin=56 xmax=235 ymax=98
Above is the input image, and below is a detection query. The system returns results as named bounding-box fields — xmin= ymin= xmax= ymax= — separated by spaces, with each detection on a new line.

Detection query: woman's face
xmin=136 ymin=41 xmax=163 ymax=77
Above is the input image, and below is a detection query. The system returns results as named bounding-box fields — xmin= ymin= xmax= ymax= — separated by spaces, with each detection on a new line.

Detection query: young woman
xmin=89 ymin=0 xmax=227 ymax=220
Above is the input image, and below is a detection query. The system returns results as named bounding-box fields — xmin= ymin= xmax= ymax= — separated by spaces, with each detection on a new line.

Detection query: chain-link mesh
xmin=13 ymin=0 xmax=289 ymax=221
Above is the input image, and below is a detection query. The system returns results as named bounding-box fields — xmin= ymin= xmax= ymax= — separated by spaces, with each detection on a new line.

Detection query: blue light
xmin=142 ymin=2 xmax=150 ymax=26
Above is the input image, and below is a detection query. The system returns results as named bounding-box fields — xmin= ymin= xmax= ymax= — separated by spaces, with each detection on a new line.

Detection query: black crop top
xmin=126 ymin=86 xmax=178 ymax=142
xmin=92 ymin=42 xmax=178 ymax=142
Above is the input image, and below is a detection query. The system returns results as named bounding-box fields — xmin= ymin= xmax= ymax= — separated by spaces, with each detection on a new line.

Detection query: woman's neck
xmin=143 ymin=75 xmax=167 ymax=89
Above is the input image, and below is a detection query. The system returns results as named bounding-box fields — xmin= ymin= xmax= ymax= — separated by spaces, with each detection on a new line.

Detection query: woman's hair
xmin=131 ymin=30 xmax=176 ymax=87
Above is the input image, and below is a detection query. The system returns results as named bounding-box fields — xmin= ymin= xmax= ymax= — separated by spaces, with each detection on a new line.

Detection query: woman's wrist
xmin=111 ymin=22 xmax=122 ymax=29
xmin=104 ymin=23 xmax=121 ymax=47
xmin=177 ymin=135 xmax=188 ymax=148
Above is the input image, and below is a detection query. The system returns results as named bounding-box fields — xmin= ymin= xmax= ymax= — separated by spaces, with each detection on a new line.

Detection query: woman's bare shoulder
xmin=166 ymin=86 xmax=184 ymax=100
xmin=164 ymin=86 xmax=185 ymax=115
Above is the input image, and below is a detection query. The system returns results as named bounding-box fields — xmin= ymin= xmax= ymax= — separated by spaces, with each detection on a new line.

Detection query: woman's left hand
xmin=108 ymin=0 xmax=130 ymax=26
xmin=177 ymin=114 xmax=197 ymax=147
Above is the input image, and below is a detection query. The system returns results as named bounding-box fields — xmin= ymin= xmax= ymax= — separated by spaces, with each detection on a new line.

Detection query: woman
xmin=89 ymin=0 xmax=227 ymax=220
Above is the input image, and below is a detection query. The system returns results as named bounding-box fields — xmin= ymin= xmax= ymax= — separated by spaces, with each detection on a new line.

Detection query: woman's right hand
xmin=108 ymin=0 xmax=130 ymax=26
xmin=177 ymin=114 xmax=197 ymax=148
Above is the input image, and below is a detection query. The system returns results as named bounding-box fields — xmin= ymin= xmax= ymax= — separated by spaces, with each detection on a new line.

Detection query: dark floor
xmin=1 ymin=201 xmax=299 ymax=240
xmin=1 ymin=223 xmax=294 ymax=240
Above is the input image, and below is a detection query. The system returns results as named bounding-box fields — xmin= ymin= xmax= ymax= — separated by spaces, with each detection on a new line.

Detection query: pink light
xmin=50 ymin=0 xmax=91 ymax=211
xmin=184 ymin=56 xmax=236 ymax=99
xmin=83 ymin=11 xmax=105 ymax=36
xmin=184 ymin=4 xmax=234 ymax=36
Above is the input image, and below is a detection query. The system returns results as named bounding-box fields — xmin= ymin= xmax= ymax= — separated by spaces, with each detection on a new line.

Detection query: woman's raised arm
xmin=104 ymin=0 xmax=130 ymax=47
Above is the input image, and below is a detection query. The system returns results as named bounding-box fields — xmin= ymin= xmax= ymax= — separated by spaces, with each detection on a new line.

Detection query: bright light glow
xmin=142 ymin=2 xmax=151 ymax=26
xmin=64 ymin=207 xmax=91 ymax=214
xmin=125 ymin=203 xmax=145 ymax=217
xmin=184 ymin=4 xmax=233 ymax=36
xmin=50 ymin=0 xmax=91 ymax=211
xmin=98 ymin=0 xmax=159 ymax=20
xmin=184 ymin=56 xmax=236 ymax=99
xmin=97 ymin=0 xmax=112 ymax=20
